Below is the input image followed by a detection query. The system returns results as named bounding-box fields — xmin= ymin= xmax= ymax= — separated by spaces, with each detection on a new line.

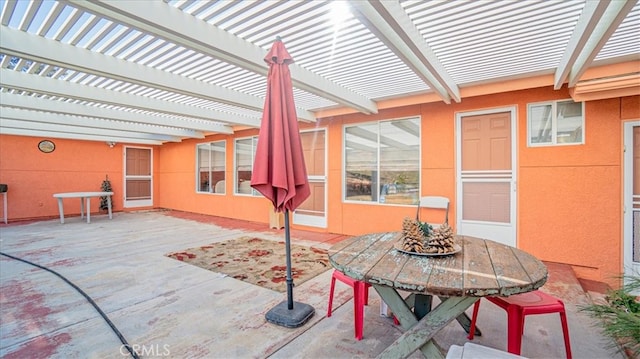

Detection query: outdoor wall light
xmin=106 ymin=141 xmax=116 ymax=148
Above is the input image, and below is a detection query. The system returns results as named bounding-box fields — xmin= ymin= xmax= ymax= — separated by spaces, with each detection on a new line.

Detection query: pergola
xmin=0 ymin=0 xmax=638 ymax=145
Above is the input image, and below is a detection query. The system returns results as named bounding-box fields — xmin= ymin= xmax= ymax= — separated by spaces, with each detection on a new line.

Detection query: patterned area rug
xmin=166 ymin=236 xmax=330 ymax=292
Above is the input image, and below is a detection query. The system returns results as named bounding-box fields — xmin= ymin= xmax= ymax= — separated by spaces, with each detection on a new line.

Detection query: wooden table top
xmin=328 ymin=232 xmax=548 ymax=297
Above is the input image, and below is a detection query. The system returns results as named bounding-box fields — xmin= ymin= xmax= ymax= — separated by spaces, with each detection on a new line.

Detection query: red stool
xmin=327 ymin=270 xmax=370 ymax=340
xmin=468 ymin=290 xmax=572 ymax=358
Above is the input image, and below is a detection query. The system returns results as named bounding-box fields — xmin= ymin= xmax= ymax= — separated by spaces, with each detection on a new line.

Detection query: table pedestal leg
xmin=80 ymin=198 xmax=85 ymax=221
xmin=107 ymin=195 xmax=112 ymax=219
xmin=432 ymin=296 xmax=480 ymax=335
xmin=86 ymin=197 xmax=91 ymax=223
xmin=2 ymin=192 xmax=7 ymax=224
xmin=374 ymin=285 xmax=478 ymax=359
xmin=57 ymin=198 xmax=65 ymax=224
xmin=402 ymin=293 xmax=481 ymax=335
xmin=414 ymin=295 xmax=432 ymax=319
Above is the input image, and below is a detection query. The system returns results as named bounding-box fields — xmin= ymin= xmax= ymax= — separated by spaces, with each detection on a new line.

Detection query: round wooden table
xmin=328 ymin=232 xmax=548 ymax=359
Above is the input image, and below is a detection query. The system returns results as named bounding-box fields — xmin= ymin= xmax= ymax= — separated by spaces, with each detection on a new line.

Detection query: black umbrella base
xmin=265 ymin=301 xmax=315 ymax=328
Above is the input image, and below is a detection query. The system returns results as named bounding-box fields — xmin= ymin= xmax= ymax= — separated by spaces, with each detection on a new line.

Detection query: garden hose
xmin=0 ymin=251 xmax=139 ymax=359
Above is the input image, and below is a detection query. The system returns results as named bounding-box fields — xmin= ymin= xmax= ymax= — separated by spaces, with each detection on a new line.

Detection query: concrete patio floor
xmin=0 ymin=210 xmax=625 ymax=359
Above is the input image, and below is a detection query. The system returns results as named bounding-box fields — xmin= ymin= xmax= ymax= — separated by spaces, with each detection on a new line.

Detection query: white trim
xmin=456 ymin=106 xmax=517 ymax=247
xmin=623 ymin=120 xmax=640 ymax=284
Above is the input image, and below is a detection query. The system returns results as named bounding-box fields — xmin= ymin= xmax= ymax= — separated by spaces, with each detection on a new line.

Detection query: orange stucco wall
xmin=155 ymin=129 xmax=275 ymax=224
xmin=0 ymin=137 xmax=129 ymax=220
xmin=518 ymin=97 xmax=622 ymax=283
xmin=1 ymin=89 xmax=637 ymax=287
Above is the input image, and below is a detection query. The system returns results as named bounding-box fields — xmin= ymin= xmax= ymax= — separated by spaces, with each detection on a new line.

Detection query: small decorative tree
xmin=100 ymin=175 xmax=112 ymax=211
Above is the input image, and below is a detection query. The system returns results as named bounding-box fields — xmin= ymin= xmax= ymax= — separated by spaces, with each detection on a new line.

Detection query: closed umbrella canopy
xmin=251 ymin=38 xmax=314 ymax=327
xmin=251 ymin=39 xmax=310 ymax=213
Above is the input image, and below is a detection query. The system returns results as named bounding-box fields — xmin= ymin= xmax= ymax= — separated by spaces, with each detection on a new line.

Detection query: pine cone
xmin=425 ymin=223 xmax=456 ymax=253
xmin=401 ymin=217 xmax=425 ymax=253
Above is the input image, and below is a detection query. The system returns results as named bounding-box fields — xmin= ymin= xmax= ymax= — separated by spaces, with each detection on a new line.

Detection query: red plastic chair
xmin=327 ymin=270 xmax=370 ymax=340
xmin=467 ymin=290 xmax=572 ymax=358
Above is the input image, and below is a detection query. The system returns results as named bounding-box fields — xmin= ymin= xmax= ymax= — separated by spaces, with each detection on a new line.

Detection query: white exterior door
xmin=456 ymin=108 xmax=517 ymax=247
xmin=124 ymin=146 xmax=153 ymax=208
xmin=293 ymin=129 xmax=327 ymax=228
xmin=623 ymin=121 xmax=640 ymax=283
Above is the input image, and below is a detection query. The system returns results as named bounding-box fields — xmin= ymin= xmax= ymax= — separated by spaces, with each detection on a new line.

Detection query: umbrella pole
xmin=264 ymin=209 xmax=315 ymax=328
xmin=284 ymin=209 xmax=294 ymax=309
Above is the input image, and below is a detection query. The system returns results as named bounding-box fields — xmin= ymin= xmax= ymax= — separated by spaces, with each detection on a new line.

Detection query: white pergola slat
xmin=0 ymin=69 xmax=238 ymax=133
xmin=0 ymin=27 xmax=265 ymax=126
xmin=0 ymin=93 xmax=207 ymax=138
xmin=0 ymin=127 xmax=164 ymax=145
xmin=0 ymin=0 xmax=637 ymax=145
xmin=0 ymin=117 xmax=178 ymax=142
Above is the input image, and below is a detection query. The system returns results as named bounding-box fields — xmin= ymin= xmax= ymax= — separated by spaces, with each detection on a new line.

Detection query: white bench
xmin=446 ymin=343 xmax=528 ymax=359
xmin=53 ymin=192 xmax=113 ymax=224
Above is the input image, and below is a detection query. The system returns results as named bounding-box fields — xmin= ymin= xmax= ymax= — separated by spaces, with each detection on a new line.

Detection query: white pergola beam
xmin=0 ymin=92 xmax=220 ymax=136
xmin=555 ymin=0 xmax=637 ymax=89
xmin=0 ymin=127 xmax=164 ymax=145
xmin=0 ymin=105 xmax=203 ymax=140
xmin=0 ymin=118 xmax=178 ymax=142
xmin=350 ymin=0 xmax=460 ymax=104
xmin=74 ymin=0 xmax=375 ymax=115
xmin=0 ymin=26 xmax=269 ymax=124
xmin=0 ymin=69 xmax=247 ymax=131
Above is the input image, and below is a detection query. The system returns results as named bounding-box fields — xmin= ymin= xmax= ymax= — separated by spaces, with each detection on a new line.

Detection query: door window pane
xmin=462 ymin=182 xmax=510 ymax=223
xmin=126 ymin=148 xmax=151 ymax=175
xmin=126 ymin=179 xmax=151 ymax=200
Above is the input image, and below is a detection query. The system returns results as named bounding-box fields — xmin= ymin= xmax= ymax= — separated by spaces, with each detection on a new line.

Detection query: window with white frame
xmin=235 ymin=136 xmax=258 ymax=195
xmin=344 ymin=117 xmax=420 ymax=205
xmin=528 ymin=100 xmax=584 ymax=146
xmin=196 ymin=141 xmax=226 ymax=193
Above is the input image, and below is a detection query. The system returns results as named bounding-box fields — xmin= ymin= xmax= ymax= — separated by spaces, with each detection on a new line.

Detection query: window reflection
xmin=235 ymin=137 xmax=257 ymax=195
xmin=345 ymin=117 xmax=420 ymax=205
xmin=529 ymin=100 xmax=583 ymax=146
xmin=196 ymin=141 xmax=225 ymax=193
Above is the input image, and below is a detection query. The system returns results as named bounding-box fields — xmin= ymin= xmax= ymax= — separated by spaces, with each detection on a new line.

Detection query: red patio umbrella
xmin=251 ymin=37 xmax=313 ymax=328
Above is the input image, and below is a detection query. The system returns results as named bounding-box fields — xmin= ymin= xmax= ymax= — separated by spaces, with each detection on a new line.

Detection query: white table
xmin=53 ymin=192 xmax=113 ymax=224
